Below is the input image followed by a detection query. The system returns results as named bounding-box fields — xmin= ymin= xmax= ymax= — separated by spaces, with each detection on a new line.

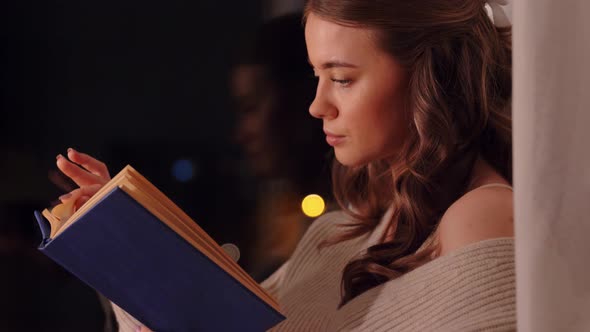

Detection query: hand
xmin=55 ymin=148 xmax=111 ymax=209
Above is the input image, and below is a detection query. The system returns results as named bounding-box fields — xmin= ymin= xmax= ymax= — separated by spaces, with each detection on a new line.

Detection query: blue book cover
xmin=34 ymin=183 xmax=285 ymax=331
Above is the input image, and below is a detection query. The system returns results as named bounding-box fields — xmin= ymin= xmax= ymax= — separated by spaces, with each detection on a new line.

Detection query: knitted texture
xmin=263 ymin=211 xmax=516 ymax=332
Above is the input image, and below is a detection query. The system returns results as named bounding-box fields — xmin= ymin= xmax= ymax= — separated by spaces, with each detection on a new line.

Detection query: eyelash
xmin=331 ymin=78 xmax=352 ymax=87
xmin=311 ymin=73 xmax=352 ymax=87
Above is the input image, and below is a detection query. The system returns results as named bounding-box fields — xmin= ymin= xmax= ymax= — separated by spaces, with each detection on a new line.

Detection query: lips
xmin=324 ymin=129 xmax=345 ymax=146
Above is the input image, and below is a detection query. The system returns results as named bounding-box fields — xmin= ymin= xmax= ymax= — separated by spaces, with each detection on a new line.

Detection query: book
xmin=34 ymin=165 xmax=285 ymax=331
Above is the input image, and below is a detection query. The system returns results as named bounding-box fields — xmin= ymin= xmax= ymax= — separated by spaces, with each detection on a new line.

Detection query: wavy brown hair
xmin=304 ymin=0 xmax=512 ymax=307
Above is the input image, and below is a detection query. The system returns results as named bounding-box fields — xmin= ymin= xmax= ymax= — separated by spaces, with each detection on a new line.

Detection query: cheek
xmin=362 ymin=93 xmax=408 ymax=151
xmin=372 ymin=113 xmax=404 ymax=150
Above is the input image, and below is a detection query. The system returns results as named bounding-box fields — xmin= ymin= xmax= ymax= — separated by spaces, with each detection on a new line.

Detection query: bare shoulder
xmin=436 ymin=185 xmax=514 ymax=256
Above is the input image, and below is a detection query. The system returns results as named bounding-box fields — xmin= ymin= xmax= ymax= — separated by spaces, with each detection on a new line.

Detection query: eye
xmin=331 ymin=78 xmax=352 ymax=87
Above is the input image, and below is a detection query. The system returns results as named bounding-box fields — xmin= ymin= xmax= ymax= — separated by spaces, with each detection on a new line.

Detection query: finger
xmin=59 ymin=184 xmax=102 ymax=203
xmin=56 ymin=154 xmax=104 ymax=187
xmin=140 ymin=325 xmax=153 ymax=332
xmin=58 ymin=189 xmax=84 ymax=203
xmin=67 ymin=148 xmax=111 ymax=180
xmin=75 ymin=195 xmax=91 ymax=210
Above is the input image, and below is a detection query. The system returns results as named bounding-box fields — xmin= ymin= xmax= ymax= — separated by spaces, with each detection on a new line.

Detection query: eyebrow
xmin=308 ymin=57 xmax=358 ymax=70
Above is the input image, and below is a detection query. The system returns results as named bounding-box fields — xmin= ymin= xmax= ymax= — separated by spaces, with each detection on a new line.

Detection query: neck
xmin=467 ymin=156 xmax=509 ymax=191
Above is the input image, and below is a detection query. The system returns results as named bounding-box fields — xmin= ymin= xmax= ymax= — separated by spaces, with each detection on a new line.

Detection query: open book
xmin=34 ymin=165 xmax=285 ymax=331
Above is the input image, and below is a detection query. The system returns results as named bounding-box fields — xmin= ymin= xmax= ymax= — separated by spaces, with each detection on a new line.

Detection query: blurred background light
xmin=301 ymin=194 xmax=325 ymax=218
xmin=172 ymin=159 xmax=195 ymax=182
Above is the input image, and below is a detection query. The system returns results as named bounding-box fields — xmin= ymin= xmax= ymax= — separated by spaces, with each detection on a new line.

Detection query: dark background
xmin=0 ymin=1 xmax=268 ymax=330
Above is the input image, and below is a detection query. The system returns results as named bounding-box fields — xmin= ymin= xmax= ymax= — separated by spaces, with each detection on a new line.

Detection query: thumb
xmin=60 ymin=184 xmax=103 ymax=203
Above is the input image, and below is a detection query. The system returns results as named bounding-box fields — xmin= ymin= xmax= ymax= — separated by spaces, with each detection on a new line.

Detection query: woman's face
xmin=231 ymin=64 xmax=279 ymax=177
xmin=305 ymin=13 xmax=410 ymax=167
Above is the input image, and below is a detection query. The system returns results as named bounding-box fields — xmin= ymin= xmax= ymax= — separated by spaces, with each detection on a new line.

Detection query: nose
xmin=309 ymin=82 xmax=338 ymax=120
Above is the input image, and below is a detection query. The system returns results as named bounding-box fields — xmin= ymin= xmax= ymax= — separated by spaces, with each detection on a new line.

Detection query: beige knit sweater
xmin=113 ymin=209 xmax=516 ymax=331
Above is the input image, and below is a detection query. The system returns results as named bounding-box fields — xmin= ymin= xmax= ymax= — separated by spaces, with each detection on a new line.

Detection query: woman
xmin=231 ymin=13 xmax=333 ymax=281
xmin=56 ymin=0 xmax=515 ymax=330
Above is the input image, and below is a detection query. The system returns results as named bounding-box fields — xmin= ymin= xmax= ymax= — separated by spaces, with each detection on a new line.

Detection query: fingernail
xmin=59 ymin=193 xmax=72 ymax=201
xmin=67 ymin=148 xmax=73 ymax=153
xmin=56 ymin=154 xmax=62 ymax=160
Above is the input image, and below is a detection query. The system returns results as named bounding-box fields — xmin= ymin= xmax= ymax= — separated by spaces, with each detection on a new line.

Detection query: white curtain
xmin=513 ymin=1 xmax=590 ymax=331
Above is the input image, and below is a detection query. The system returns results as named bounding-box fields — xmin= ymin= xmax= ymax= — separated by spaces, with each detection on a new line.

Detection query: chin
xmin=334 ymin=150 xmax=372 ymax=167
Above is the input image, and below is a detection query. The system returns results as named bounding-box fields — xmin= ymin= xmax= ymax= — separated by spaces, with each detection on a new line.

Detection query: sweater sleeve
xmin=260 ymin=210 xmax=343 ymax=299
xmin=260 ymin=260 xmax=291 ymax=299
